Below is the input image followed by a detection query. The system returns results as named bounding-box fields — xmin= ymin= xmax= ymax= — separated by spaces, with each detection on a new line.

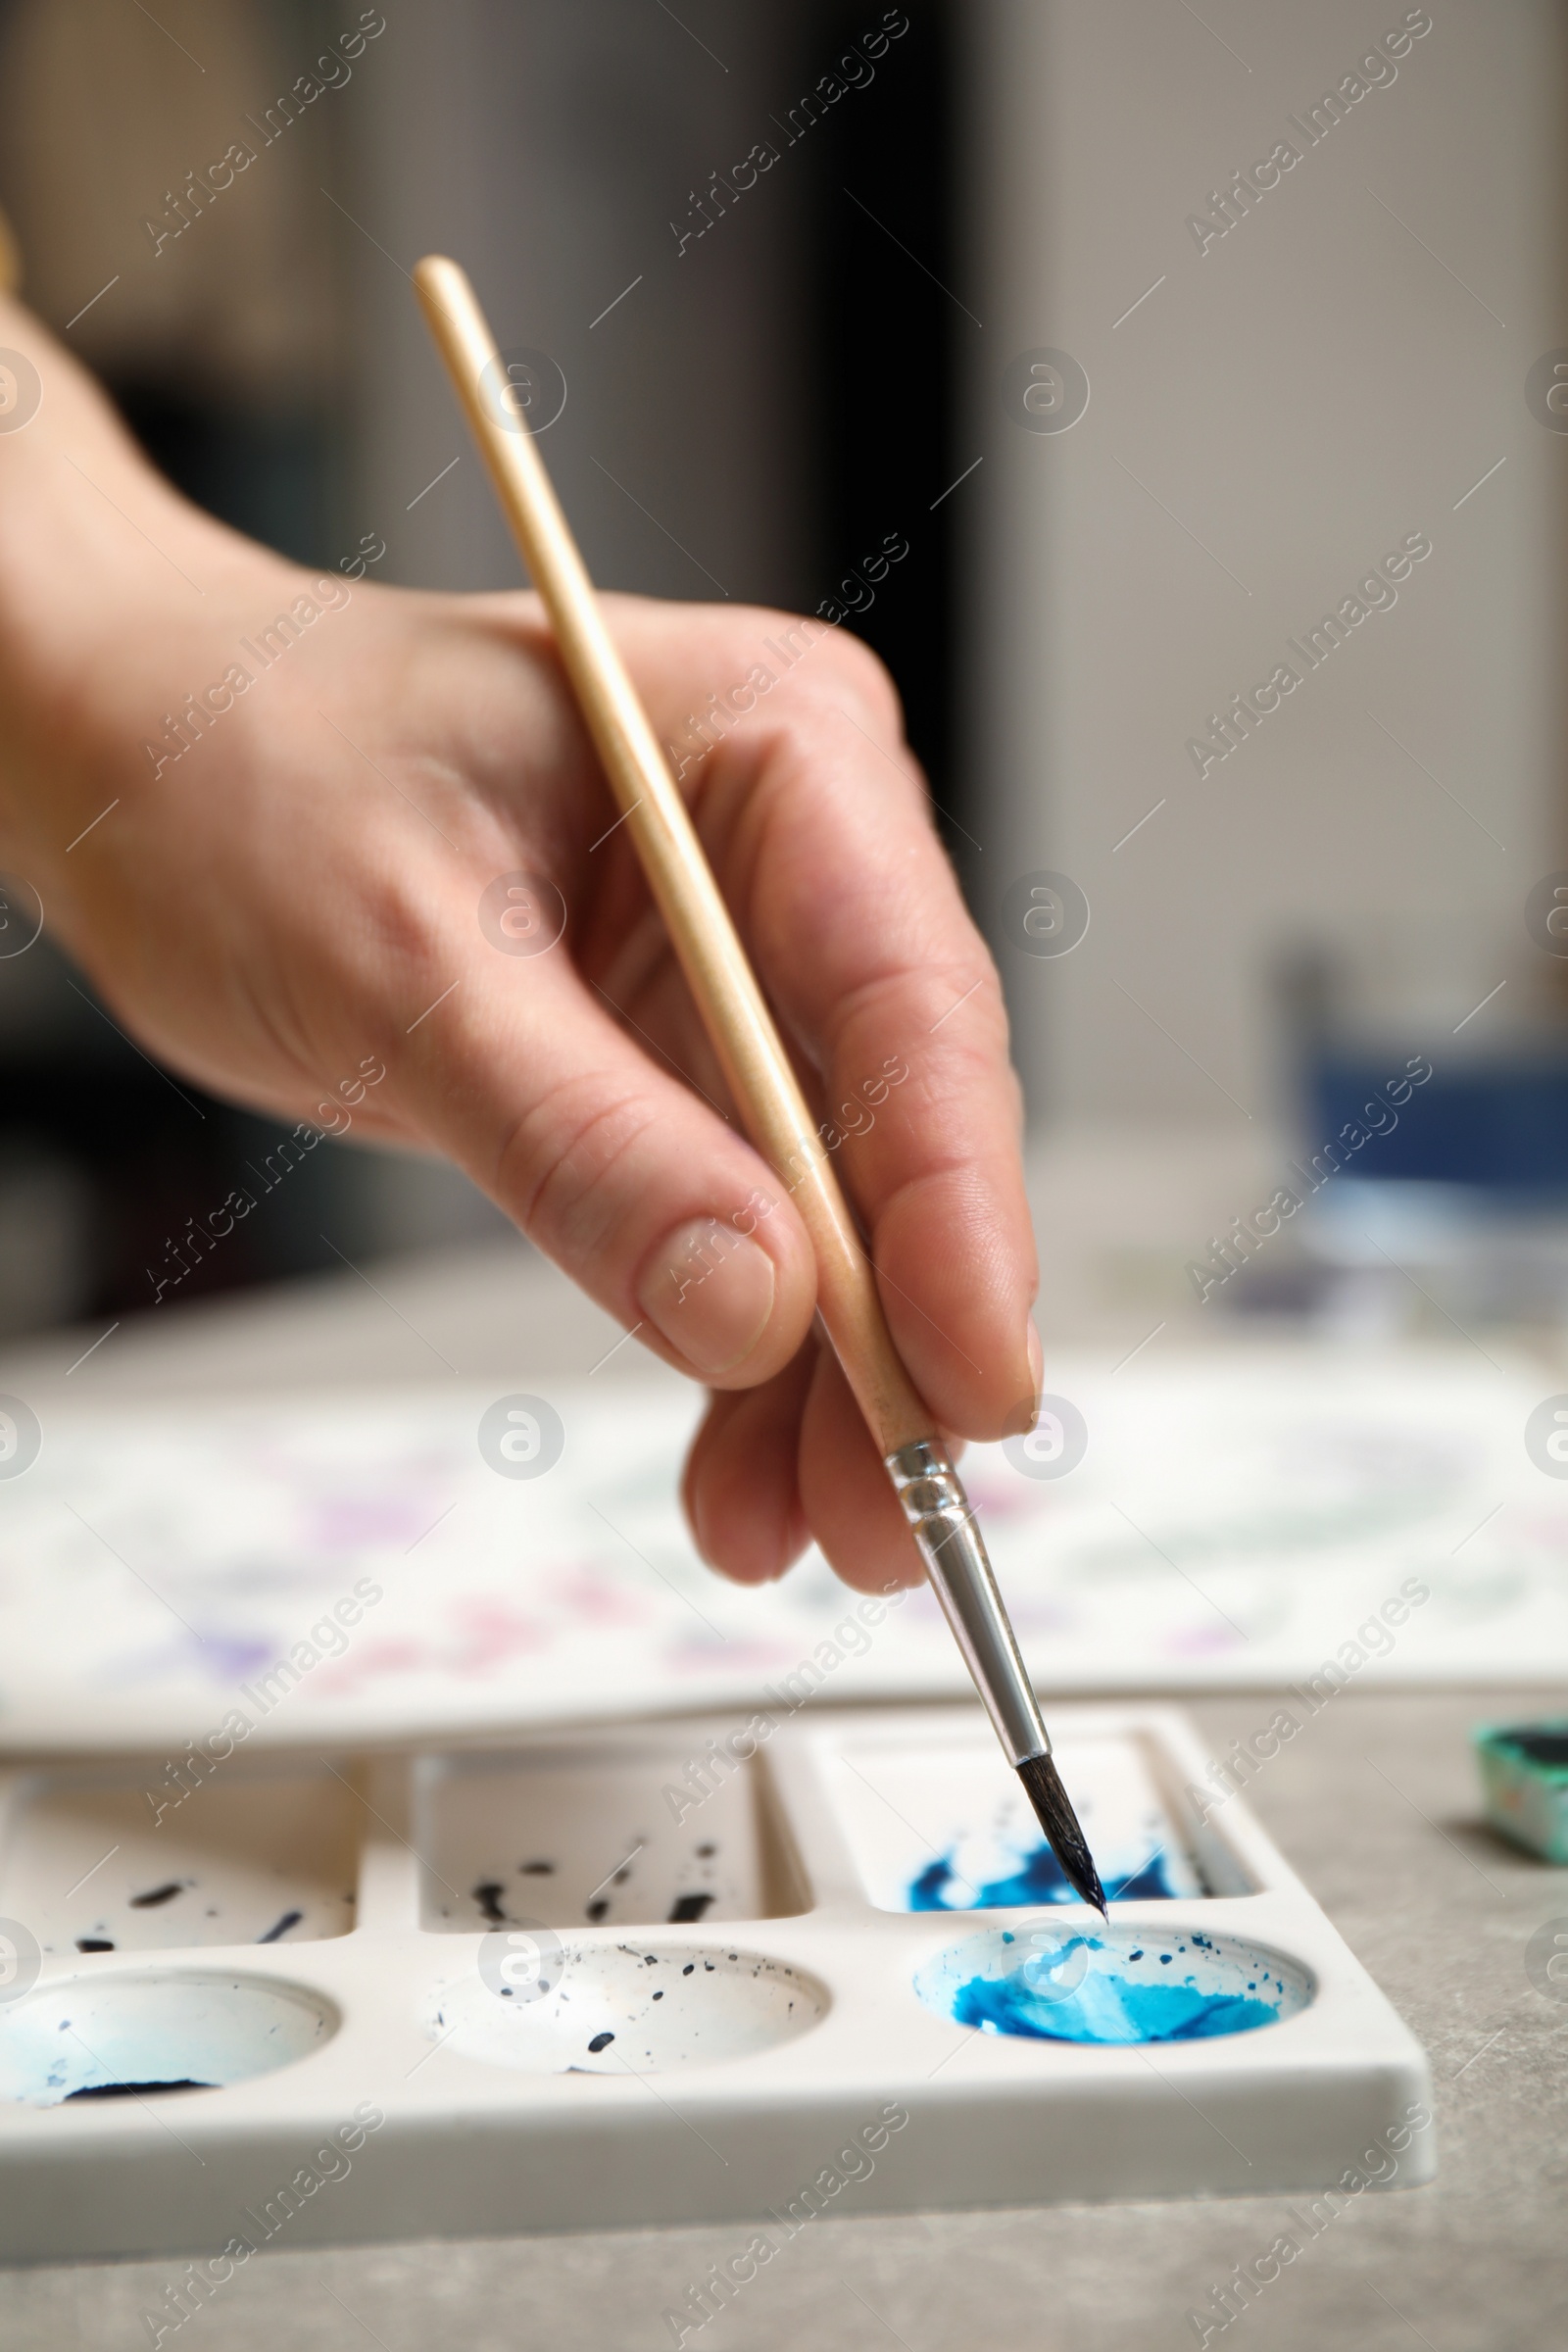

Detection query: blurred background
xmin=1 ymin=0 xmax=1566 ymax=1354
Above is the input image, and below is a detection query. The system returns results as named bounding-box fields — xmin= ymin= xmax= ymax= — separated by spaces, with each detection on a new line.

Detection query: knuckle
xmin=497 ymin=1074 xmax=663 ymax=1261
xmin=731 ymin=601 xmax=901 ymax=729
xmin=801 ymin=628 xmax=905 ymax=736
xmin=822 ymin=626 xmax=899 ymax=710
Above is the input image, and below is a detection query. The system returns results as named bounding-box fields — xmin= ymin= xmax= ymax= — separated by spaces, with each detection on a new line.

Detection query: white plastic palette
xmin=0 ymin=1704 xmax=1434 ymax=2259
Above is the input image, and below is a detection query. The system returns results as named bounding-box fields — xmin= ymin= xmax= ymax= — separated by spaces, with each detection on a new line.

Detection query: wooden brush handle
xmin=413 ymin=255 xmax=931 ymax=1454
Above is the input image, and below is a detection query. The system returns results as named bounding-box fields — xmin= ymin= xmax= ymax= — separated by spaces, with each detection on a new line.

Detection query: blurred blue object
xmin=1309 ymin=1053 xmax=1568 ymax=1198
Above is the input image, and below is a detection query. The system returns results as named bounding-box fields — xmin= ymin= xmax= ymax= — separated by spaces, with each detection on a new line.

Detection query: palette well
xmin=911 ymin=1924 xmax=1310 ymax=2045
xmin=0 ymin=1704 xmax=1434 ymax=2258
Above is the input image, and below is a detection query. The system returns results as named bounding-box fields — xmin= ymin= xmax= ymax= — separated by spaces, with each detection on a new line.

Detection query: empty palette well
xmin=415 ymin=1740 xmax=807 ymax=1932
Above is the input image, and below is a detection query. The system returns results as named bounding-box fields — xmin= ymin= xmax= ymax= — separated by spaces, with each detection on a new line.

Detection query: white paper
xmin=0 ymin=1346 xmax=1563 ymax=1752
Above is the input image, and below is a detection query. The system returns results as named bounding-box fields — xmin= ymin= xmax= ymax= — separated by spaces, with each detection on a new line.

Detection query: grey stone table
xmin=1 ymin=1231 xmax=1565 ymax=2350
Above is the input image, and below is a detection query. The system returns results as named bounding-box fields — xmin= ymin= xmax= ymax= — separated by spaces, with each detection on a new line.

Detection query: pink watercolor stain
xmin=302 ymin=1496 xmax=435 ymax=1549
xmin=444 ymin=1600 xmax=552 ymax=1672
xmin=305 ymin=1636 xmax=428 ymax=1694
xmin=961 ymin=1475 xmax=1046 ymax=1521
xmin=1166 ymin=1624 xmax=1244 ymax=1657
xmin=554 ymin=1566 xmax=657 ymax=1627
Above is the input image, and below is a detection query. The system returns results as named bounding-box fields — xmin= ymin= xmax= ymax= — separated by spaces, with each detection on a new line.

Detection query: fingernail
xmin=1026 ymin=1318 xmax=1044 ymax=1405
xmin=638 ymin=1219 xmax=776 ymax=1378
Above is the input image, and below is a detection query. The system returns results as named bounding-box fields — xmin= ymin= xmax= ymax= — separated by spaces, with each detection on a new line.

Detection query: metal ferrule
xmin=885 ymin=1439 xmax=1050 ymax=1768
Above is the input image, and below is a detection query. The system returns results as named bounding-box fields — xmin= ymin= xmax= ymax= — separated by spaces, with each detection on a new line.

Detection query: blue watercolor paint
xmin=914 ymin=1926 xmax=1305 ymax=2046
xmin=907 ymin=1840 xmax=1181 ymax=1912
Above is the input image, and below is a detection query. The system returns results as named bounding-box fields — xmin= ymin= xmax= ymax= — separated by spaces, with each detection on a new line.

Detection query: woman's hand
xmin=0 ymin=295 xmax=1038 ymax=1593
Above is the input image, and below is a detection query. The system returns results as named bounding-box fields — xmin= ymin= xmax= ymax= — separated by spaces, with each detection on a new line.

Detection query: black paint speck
xmin=697 ymin=1843 xmax=715 ymax=1858
xmin=587 ymin=2031 xmax=615 ymax=2053
xmin=257 ymin=1910 xmax=303 ymax=1944
xmin=682 ymin=1963 xmax=695 ymax=1976
xmin=75 ymin=1937 xmax=114 ymax=1954
xmin=585 ymin=1898 xmax=610 ymax=1924
xmin=128 ymin=1882 xmax=185 ymax=1909
xmin=1129 ymin=1950 xmax=1144 ymax=1962
xmin=667 ymin=1893 xmax=714 ymax=1924
xmin=472 ymin=1882 xmax=509 ymax=1925
xmin=652 ymin=1989 xmax=664 ymax=2000
xmin=520 ymin=1860 xmax=555 ymax=1875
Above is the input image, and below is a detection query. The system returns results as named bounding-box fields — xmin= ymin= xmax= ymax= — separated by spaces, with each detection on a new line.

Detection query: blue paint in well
xmin=951 ymin=1936 xmax=1278 ymax=2044
xmin=907 ymin=1840 xmax=1181 ymax=1912
xmin=914 ymin=1925 xmax=1307 ymax=2046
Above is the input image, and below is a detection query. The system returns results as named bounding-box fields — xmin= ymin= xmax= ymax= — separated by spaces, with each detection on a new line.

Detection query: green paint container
xmin=1473 ymin=1721 xmax=1568 ymax=1864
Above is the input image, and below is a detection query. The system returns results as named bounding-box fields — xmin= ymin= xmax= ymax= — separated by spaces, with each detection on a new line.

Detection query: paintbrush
xmin=412 ymin=255 xmax=1106 ymax=1916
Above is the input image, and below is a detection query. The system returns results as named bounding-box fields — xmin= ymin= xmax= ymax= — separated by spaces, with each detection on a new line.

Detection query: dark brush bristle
xmin=1017 ymin=1752 xmax=1107 ymax=1916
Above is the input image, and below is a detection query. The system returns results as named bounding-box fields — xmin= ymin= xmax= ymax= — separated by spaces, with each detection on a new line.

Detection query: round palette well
xmin=0 ymin=1970 xmax=338 ymax=2107
xmin=426 ymin=1942 xmax=828 ymax=2075
xmin=913 ymin=1922 xmax=1313 ymax=2045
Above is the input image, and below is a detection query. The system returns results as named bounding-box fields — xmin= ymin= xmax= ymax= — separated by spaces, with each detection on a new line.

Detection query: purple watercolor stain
xmin=97 ymin=1630 xmax=280 ymax=1690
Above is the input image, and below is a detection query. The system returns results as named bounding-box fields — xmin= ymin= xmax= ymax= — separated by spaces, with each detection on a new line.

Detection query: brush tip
xmin=1016 ymin=1750 xmax=1108 ymax=1916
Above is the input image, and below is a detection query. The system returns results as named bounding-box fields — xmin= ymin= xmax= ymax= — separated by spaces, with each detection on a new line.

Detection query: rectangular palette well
xmin=411 ymin=1743 xmax=808 ymax=1933
xmin=0 ymin=1704 xmax=1434 ymax=2259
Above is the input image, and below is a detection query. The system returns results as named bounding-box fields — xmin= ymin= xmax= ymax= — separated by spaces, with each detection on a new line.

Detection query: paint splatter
xmin=74 ymin=1937 xmax=114 ymax=1954
xmin=257 ymin=1910 xmax=304 ymax=1944
xmin=667 ymin=1893 xmax=714 ymax=1924
xmin=472 ymin=1882 xmax=509 ymax=1925
xmin=587 ymin=2031 xmax=615 ymax=2053
xmin=128 ymin=1883 xmax=185 ymax=1909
